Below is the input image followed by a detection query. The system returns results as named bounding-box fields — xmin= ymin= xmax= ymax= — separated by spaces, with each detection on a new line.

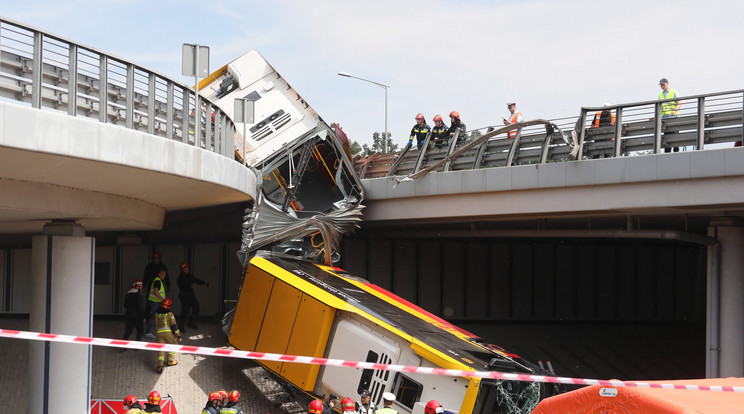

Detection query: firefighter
xmin=143 ymin=391 xmax=162 ymax=413
xmin=447 ymin=111 xmax=467 ymax=142
xmin=356 ymin=389 xmax=375 ymax=414
xmin=341 ymin=397 xmax=358 ymax=414
xmin=322 ymin=393 xmax=339 ymax=414
xmin=425 ymin=400 xmax=444 ymax=414
xmin=122 ymin=280 xmax=146 ymax=345
xmin=376 ymin=392 xmax=397 ymax=414
xmin=154 ymin=298 xmax=181 ymax=373
xmin=430 ymin=115 xmax=449 ymax=149
xmin=309 ymin=399 xmax=324 ymax=414
xmin=202 ymin=392 xmax=222 ymax=414
xmin=407 ymin=113 xmax=430 ymax=149
xmin=123 ymin=395 xmax=145 ymax=414
xmin=145 ymin=269 xmax=167 ymax=339
xmin=221 ymin=390 xmax=244 ymax=414
xmin=177 ymin=261 xmax=208 ymax=332
xmin=217 ymin=389 xmax=229 ymax=408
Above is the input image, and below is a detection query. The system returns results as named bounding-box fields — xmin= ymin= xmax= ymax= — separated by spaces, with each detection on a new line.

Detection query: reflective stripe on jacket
xmin=508 ymin=112 xmax=523 ymax=138
xmin=593 ymin=111 xmax=616 ymax=127
xmin=155 ymin=311 xmax=179 ymax=335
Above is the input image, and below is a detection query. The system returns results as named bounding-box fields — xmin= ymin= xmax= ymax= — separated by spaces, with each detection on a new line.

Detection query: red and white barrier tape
xmin=1 ymin=328 xmax=740 ymax=393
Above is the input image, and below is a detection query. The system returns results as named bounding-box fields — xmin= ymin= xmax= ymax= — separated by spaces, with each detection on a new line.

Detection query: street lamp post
xmin=338 ymin=72 xmax=390 ymax=153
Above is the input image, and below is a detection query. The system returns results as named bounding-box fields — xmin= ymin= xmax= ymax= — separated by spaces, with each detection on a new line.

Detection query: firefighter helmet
xmin=161 ymin=298 xmax=172 ymax=310
xmin=341 ymin=397 xmax=355 ymax=411
xmin=180 ymin=261 xmax=189 ymax=270
xmin=124 ymin=395 xmax=138 ymax=406
xmin=425 ymin=400 xmax=444 ymax=414
xmin=449 ymin=111 xmax=460 ymax=120
xmin=433 ymin=115 xmax=443 ymax=122
xmin=415 ymin=113 xmax=425 ymax=120
xmin=152 ymin=251 xmax=162 ymax=259
xmin=218 ymin=389 xmax=228 ymax=401
xmin=209 ymin=392 xmax=222 ymax=403
xmin=148 ymin=391 xmax=161 ymax=404
xmin=228 ymin=390 xmax=240 ymax=403
xmin=132 ymin=279 xmax=143 ymax=289
xmin=309 ymin=400 xmax=323 ymax=414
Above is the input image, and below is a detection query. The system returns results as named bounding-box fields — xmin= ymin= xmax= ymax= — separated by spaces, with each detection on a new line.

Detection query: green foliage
xmin=362 ymin=131 xmax=398 ymax=155
xmin=349 ymin=140 xmax=363 ymax=156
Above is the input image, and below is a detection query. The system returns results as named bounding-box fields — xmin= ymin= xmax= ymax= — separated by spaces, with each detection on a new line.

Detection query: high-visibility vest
xmin=659 ymin=89 xmax=679 ymax=117
xmin=221 ymin=405 xmax=241 ymax=414
xmin=126 ymin=409 xmax=144 ymax=414
xmin=508 ymin=112 xmax=522 ymax=138
xmin=593 ymin=111 xmax=616 ymax=127
xmin=148 ymin=279 xmax=164 ymax=303
xmin=375 ymin=408 xmax=397 ymax=414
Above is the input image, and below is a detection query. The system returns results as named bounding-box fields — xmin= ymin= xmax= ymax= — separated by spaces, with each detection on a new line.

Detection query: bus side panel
xmin=256 ymin=279 xmax=302 ymax=373
xmin=280 ymin=293 xmax=336 ymax=390
xmin=229 ymin=266 xmax=275 ymax=351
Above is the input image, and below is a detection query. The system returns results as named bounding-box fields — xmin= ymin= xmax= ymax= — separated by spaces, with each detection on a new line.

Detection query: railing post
xmin=205 ymin=102 xmax=213 ymax=150
xmin=697 ymin=97 xmax=705 ymax=150
xmin=166 ymin=81 xmax=174 ymax=140
xmin=539 ymin=125 xmax=552 ymax=164
xmin=125 ymin=63 xmax=134 ymax=129
xmin=182 ymin=88 xmax=190 ymax=143
xmin=613 ymin=107 xmax=623 ymax=157
xmin=98 ymin=55 xmax=108 ymax=123
xmin=653 ymin=102 xmax=663 ymax=154
xmin=147 ymin=73 xmax=155 ymax=135
xmin=442 ymin=130 xmax=462 ymax=172
xmin=67 ymin=44 xmax=77 ymax=116
xmin=32 ymin=31 xmax=42 ymax=109
xmin=412 ymin=131 xmax=433 ymax=174
xmin=576 ymin=109 xmax=587 ymax=160
xmin=505 ymin=130 xmax=522 ymax=166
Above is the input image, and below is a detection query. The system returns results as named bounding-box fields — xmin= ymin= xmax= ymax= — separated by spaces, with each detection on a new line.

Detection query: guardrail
xmin=355 ymin=90 xmax=744 ymax=179
xmin=0 ymin=17 xmax=235 ymax=158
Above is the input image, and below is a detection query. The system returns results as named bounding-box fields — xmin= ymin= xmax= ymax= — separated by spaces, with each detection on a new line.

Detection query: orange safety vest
xmin=508 ymin=112 xmax=522 ymax=138
xmin=593 ymin=111 xmax=616 ymax=128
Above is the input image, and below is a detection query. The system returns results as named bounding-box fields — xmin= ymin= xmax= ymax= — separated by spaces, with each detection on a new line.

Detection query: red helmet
xmin=209 ymin=392 xmax=222 ymax=403
xmin=341 ymin=397 xmax=355 ymax=411
xmin=132 ymin=280 xmax=143 ymax=289
xmin=309 ymin=400 xmax=323 ymax=414
xmin=425 ymin=400 xmax=444 ymax=414
xmin=124 ymin=395 xmax=138 ymax=407
xmin=218 ymin=389 xmax=228 ymax=401
xmin=228 ymin=390 xmax=240 ymax=403
xmin=152 ymin=251 xmax=162 ymax=259
xmin=180 ymin=261 xmax=190 ymax=270
xmin=433 ymin=115 xmax=443 ymax=122
xmin=415 ymin=113 xmax=425 ymax=120
xmin=148 ymin=391 xmax=161 ymax=405
xmin=161 ymin=298 xmax=172 ymax=310
xmin=449 ymin=111 xmax=460 ymax=120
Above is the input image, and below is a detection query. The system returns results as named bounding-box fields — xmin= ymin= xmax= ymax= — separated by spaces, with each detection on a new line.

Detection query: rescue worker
xmin=142 ymin=251 xmax=169 ymax=295
xmin=154 ymin=298 xmax=181 ymax=373
xmin=145 ymin=269 xmax=167 ymax=339
xmin=425 ymin=400 xmax=444 ymax=414
xmin=376 ymin=392 xmax=397 ymax=414
xmin=123 ymin=395 xmax=145 ymax=414
xmin=430 ymin=115 xmax=449 ymax=149
xmin=143 ymin=391 xmax=162 ymax=413
xmin=407 ymin=113 xmax=430 ymax=149
xmin=658 ymin=77 xmax=681 ymax=153
xmin=221 ymin=390 xmax=244 ymax=414
xmin=447 ymin=111 xmax=467 ymax=142
xmin=122 ymin=280 xmax=146 ymax=344
xmin=592 ymin=103 xmax=616 ymax=128
xmin=309 ymin=399 xmax=324 ymax=414
xmin=503 ymin=102 xmax=523 ymax=138
xmin=341 ymin=397 xmax=358 ymax=414
xmin=322 ymin=393 xmax=339 ymax=414
xmin=356 ymin=389 xmax=375 ymax=414
xmin=217 ymin=389 xmax=229 ymax=409
xmin=177 ymin=261 xmax=208 ymax=332
xmin=202 ymin=392 xmax=222 ymax=414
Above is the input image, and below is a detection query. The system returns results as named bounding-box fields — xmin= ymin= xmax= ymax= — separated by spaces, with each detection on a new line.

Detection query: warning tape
xmin=1 ymin=328 xmax=741 ymax=393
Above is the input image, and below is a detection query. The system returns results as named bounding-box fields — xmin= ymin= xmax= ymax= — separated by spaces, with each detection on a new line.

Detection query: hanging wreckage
xmin=197 ymin=50 xmax=365 ymax=266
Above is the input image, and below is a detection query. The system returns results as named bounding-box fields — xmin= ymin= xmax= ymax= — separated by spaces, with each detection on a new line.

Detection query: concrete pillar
xmin=709 ymin=219 xmax=744 ymax=377
xmin=28 ymin=221 xmax=94 ymax=414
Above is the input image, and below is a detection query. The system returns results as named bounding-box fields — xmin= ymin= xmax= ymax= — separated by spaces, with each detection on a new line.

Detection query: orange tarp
xmin=532 ymin=378 xmax=744 ymax=414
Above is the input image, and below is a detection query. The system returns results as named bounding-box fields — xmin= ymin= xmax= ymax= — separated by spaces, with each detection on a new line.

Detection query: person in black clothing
xmin=407 ymin=113 xmax=430 ymax=149
xmin=122 ymin=279 xmax=146 ymax=345
xmin=322 ymin=393 xmax=339 ymax=414
xmin=447 ymin=111 xmax=467 ymax=143
xmin=177 ymin=261 xmax=208 ymax=331
xmin=430 ymin=115 xmax=449 ymax=149
xmin=143 ymin=251 xmax=170 ymax=296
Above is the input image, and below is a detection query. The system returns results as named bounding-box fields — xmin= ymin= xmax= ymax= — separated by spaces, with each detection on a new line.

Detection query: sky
xmin=3 ymin=0 xmax=744 ymax=149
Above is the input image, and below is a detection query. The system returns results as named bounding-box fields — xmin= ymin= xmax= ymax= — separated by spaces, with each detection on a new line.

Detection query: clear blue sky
xmin=4 ymin=0 xmax=743 ymax=148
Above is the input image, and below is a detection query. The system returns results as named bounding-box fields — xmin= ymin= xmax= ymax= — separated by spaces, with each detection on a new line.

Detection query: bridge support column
xmin=708 ymin=219 xmax=744 ymax=377
xmin=28 ymin=221 xmax=94 ymax=414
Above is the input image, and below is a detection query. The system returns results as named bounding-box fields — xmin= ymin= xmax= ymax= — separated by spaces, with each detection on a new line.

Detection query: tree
xmin=349 ymin=140 xmax=363 ymax=156
xmin=362 ymin=131 xmax=398 ymax=155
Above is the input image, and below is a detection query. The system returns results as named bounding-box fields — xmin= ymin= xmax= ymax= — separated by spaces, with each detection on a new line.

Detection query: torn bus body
xmin=198 ymin=51 xmax=364 ymax=265
xmin=229 ymin=252 xmax=559 ymax=414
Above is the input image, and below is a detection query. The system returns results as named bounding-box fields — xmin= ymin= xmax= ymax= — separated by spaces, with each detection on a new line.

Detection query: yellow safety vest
xmin=375 ymin=408 xmax=397 ymax=414
xmin=148 ymin=279 xmax=164 ymax=303
xmin=659 ymin=89 xmax=679 ymax=117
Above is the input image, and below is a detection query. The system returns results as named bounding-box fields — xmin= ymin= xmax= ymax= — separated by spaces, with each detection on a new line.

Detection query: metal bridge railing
xmin=355 ymin=90 xmax=744 ymax=179
xmin=0 ymin=17 xmax=236 ymax=159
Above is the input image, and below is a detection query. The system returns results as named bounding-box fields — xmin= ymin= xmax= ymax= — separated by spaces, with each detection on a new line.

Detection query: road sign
xmin=181 ymin=44 xmax=209 ymax=77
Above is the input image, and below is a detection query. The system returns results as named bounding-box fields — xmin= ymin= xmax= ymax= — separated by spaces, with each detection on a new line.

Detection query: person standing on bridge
xmin=407 ymin=113 xmax=430 ymax=149
xmin=447 ymin=111 xmax=467 ymax=143
xmin=177 ymin=261 xmax=208 ymax=332
xmin=658 ymin=78 xmax=681 ymax=153
xmin=503 ymin=102 xmax=523 ymax=138
xmin=430 ymin=115 xmax=449 ymax=149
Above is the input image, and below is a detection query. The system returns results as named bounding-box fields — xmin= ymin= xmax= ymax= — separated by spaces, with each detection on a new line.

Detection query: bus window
xmin=392 ymin=374 xmax=423 ymax=410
